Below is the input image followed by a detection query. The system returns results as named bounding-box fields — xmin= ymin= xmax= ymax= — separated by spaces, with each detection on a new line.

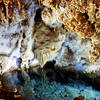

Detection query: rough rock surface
xmin=34 ymin=20 xmax=66 ymax=67
xmin=0 ymin=83 xmax=25 ymax=100
xmin=41 ymin=0 xmax=100 ymax=62
xmin=0 ymin=0 xmax=23 ymax=24
xmin=0 ymin=0 xmax=100 ymax=74
xmin=0 ymin=0 xmax=66 ymax=74
xmin=0 ymin=0 xmax=40 ymax=74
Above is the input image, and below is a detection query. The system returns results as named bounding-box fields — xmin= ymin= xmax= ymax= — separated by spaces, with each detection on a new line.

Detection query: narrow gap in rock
xmin=91 ymin=23 xmax=95 ymax=30
xmin=43 ymin=60 xmax=56 ymax=69
xmin=8 ymin=18 xmax=12 ymax=24
xmin=82 ymin=12 xmax=89 ymax=20
xmin=34 ymin=8 xmax=42 ymax=22
xmin=22 ymin=32 xmax=26 ymax=38
xmin=96 ymin=9 xmax=99 ymax=12
xmin=21 ymin=19 xmax=28 ymax=26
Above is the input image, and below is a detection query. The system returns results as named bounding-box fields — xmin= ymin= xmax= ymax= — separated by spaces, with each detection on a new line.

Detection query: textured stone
xmin=0 ymin=0 xmax=66 ymax=74
xmin=33 ymin=20 xmax=66 ymax=67
xmin=0 ymin=0 xmax=23 ymax=24
xmin=41 ymin=0 xmax=100 ymax=62
xmin=0 ymin=0 xmax=100 ymax=74
xmin=0 ymin=0 xmax=40 ymax=74
xmin=0 ymin=1 xmax=100 ymax=99
xmin=0 ymin=79 xmax=24 ymax=100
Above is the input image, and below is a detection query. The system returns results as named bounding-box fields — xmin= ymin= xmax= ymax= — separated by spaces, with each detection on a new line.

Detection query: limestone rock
xmin=0 ymin=0 xmax=40 ymax=74
xmin=0 ymin=0 xmax=100 ymax=74
xmin=54 ymin=32 xmax=100 ymax=72
xmin=0 ymin=0 xmax=66 ymax=74
xmin=0 ymin=0 xmax=23 ymax=24
xmin=41 ymin=0 xmax=100 ymax=62
xmin=33 ymin=20 xmax=66 ymax=67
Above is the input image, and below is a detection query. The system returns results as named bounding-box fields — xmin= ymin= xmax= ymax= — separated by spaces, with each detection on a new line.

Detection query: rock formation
xmin=0 ymin=0 xmax=23 ymax=24
xmin=40 ymin=0 xmax=100 ymax=62
xmin=0 ymin=0 xmax=100 ymax=73
xmin=34 ymin=20 xmax=66 ymax=67
xmin=0 ymin=0 xmax=66 ymax=74
xmin=0 ymin=0 xmax=39 ymax=74
xmin=0 ymin=0 xmax=100 ymax=99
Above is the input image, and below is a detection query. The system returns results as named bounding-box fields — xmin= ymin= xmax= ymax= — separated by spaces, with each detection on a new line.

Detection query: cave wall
xmin=0 ymin=0 xmax=100 ymax=74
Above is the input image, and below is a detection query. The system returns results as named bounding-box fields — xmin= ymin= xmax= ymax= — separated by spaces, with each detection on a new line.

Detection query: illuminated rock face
xmin=0 ymin=0 xmax=66 ymax=74
xmin=0 ymin=0 xmax=39 ymax=74
xmin=33 ymin=21 xmax=66 ymax=67
xmin=41 ymin=0 xmax=100 ymax=63
xmin=54 ymin=32 xmax=100 ymax=72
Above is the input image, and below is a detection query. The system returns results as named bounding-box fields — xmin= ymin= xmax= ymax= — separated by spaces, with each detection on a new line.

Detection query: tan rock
xmin=41 ymin=0 xmax=100 ymax=62
xmin=33 ymin=21 xmax=66 ymax=67
xmin=0 ymin=0 xmax=23 ymax=24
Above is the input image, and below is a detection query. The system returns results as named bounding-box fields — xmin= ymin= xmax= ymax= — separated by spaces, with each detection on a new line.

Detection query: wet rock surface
xmin=1 ymin=69 xmax=100 ymax=100
xmin=0 ymin=65 xmax=42 ymax=99
xmin=0 ymin=0 xmax=66 ymax=74
xmin=0 ymin=61 xmax=100 ymax=100
xmin=43 ymin=61 xmax=100 ymax=91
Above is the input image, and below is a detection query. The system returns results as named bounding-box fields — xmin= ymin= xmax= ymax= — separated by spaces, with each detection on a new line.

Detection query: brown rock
xmin=0 ymin=0 xmax=23 ymax=24
xmin=0 ymin=85 xmax=25 ymax=100
xmin=0 ymin=0 xmax=2 ymax=3
xmin=41 ymin=0 xmax=100 ymax=63
xmin=74 ymin=96 xmax=84 ymax=100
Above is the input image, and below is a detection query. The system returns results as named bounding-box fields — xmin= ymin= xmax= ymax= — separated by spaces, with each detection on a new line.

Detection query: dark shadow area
xmin=43 ymin=61 xmax=100 ymax=91
xmin=34 ymin=8 xmax=42 ymax=22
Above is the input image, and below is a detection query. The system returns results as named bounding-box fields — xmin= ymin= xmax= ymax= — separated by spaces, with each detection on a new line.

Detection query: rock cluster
xmin=40 ymin=0 xmax=100 ymax=62
xmin=34 ymin=19 xmax=66 ymax=67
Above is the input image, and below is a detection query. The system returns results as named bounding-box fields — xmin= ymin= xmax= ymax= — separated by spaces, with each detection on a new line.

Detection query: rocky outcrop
xmin=0 ymin=85 xmax=25 ymax=100
xmin=0 ymin=0 xmax=100 ymax=79
xmin=34 ymin=20 xmax=66 ymax=67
